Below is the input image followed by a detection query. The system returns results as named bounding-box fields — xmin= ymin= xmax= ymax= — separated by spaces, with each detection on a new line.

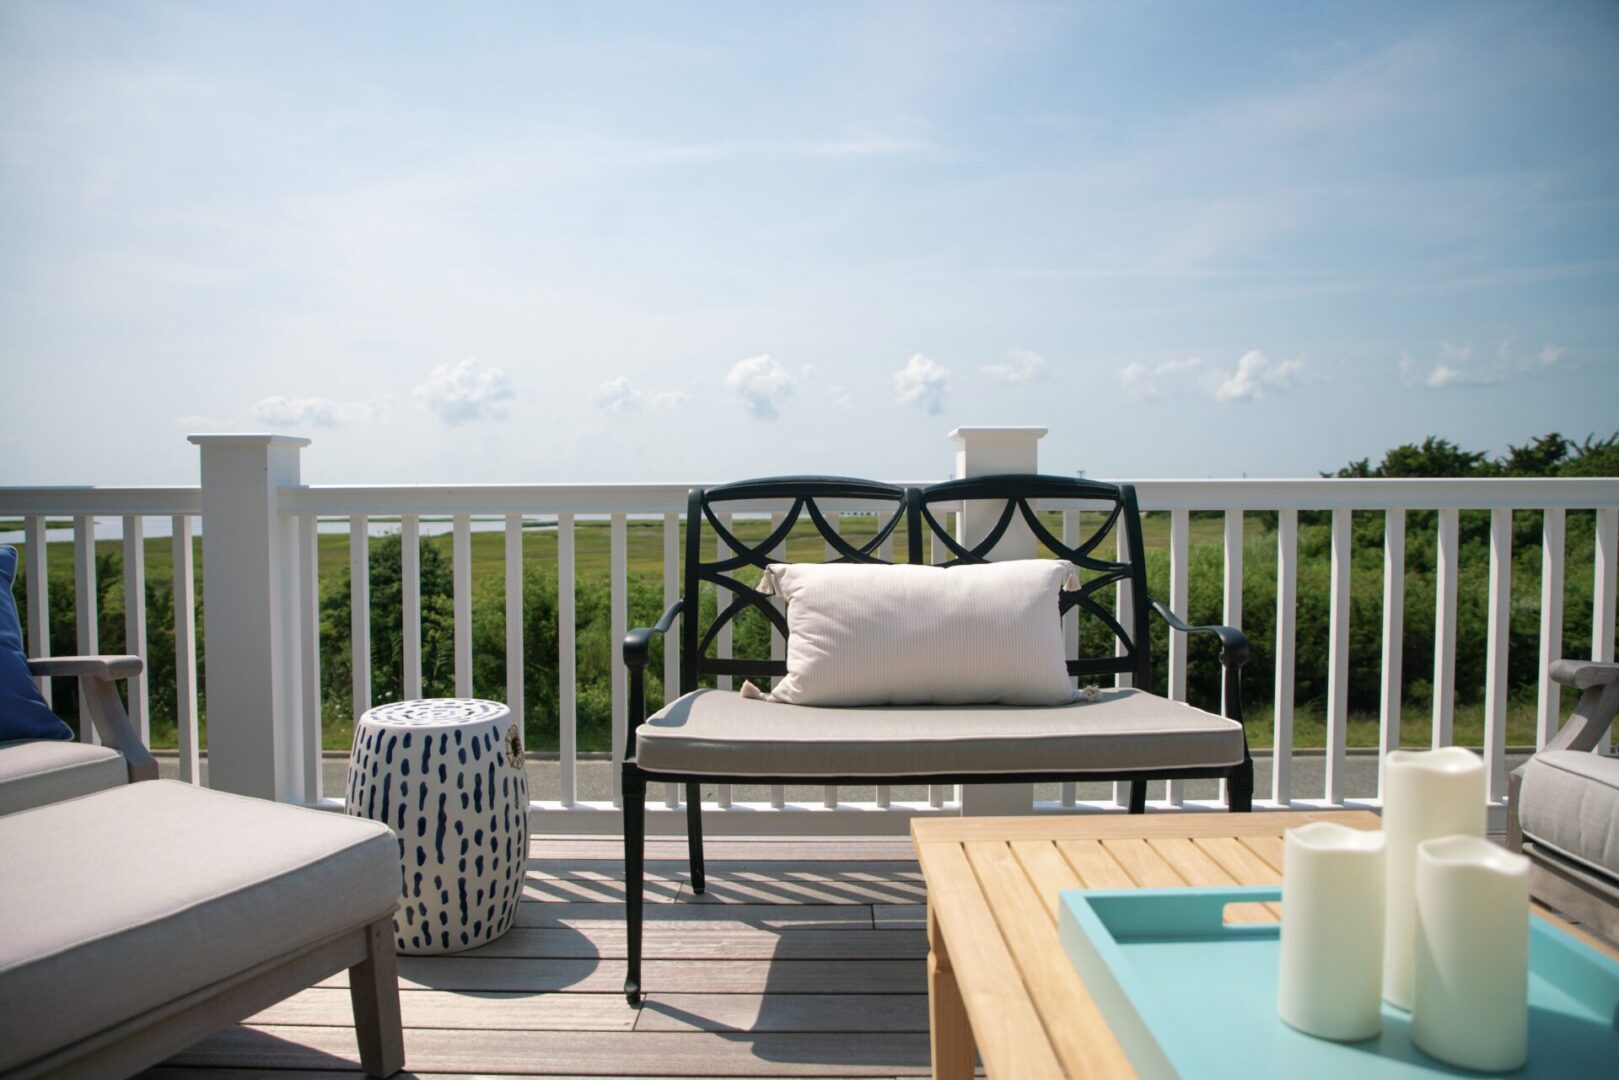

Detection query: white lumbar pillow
xmin=757 ymin=560 xmax=1079 ymax=707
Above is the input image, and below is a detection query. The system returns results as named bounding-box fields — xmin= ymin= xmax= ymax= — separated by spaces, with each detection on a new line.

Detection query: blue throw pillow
xmin=0 ymin=546 xmax=71 ymax=741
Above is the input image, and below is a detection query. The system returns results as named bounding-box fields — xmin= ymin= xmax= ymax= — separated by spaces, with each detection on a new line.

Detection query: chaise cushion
xmin=1518 ymin=750 xmax=1619 ymax=878
xmin=0 ymin=738 xmax=127 ymax=816
xmin=0 ymin=780 xmax=400 ymax=1072
xmin=635 ymin=687 xmax=1245 ymax=777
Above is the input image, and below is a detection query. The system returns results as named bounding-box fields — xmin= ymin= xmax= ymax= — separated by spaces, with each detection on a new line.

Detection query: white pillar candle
xmin=1412 ymin=835 xmax=1531 ymax=1072
xmin=1277 ymin=822 xmax=1386 ymax=1041
xmin=1381 ymin=747 xmax=1485 ymax=1008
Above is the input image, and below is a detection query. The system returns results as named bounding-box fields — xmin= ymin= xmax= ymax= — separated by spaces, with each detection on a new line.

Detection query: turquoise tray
xmin=1057 ymin=885 xmax=1619 ymax=1079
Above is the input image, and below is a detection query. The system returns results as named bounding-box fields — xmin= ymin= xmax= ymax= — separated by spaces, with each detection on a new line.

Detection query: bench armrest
xmin=27 ymin=655 xmax=144 ymax=680
xmin=1540 ymin=661 xmax=1619 ymax=755
xmin=624 ymin=599 xmax=685 ymax=670
xmin=1549 ymin=659 xmax=1619 ymax=690
xmin=1149 ymin=600 xmax=1250 ymax=667
xmin=623 ymin=599 xmax=685 ymax=759
xmin=24 ymin=654 xmax=158 ymax=782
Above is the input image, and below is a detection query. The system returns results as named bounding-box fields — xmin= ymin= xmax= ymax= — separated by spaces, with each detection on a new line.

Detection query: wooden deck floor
xmin=144 ymin=835 xmax=937 ymax=1079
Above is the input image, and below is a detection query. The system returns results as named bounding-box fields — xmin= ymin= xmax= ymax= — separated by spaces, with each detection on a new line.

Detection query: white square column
xmin=949 ymin=426 xmax=1048 ymax=816
xmin=190 ymin=434 xmax=311 ymax=802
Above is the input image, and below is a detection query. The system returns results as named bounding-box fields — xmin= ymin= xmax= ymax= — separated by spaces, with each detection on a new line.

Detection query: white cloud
xmin=1401 ymin=341 xmax=1504 ymax=389
xmin=413 ymin=359 xmax=514 ymax=424
xmin=1208 ymin=351 xmax=1307 ymax=402
xmin=1538 ymin=342 xmax=1565 ymax=367
xmin=893 ymin=353 xmax=950 ymax=414
xmin=983 ymin=349 xmax=1048 ymax=385
xmin=828 ymin=385 xmax=853 ymax=411
xmin=1120 ymin=357 xmax=1202 ymax=401
xmin=724 ymin=354 xmax=794 ymax=419
xmin=248 ymin=395 xmax=385 ymax=427
xmin=591 ymin=376 xmax=688 ymax=414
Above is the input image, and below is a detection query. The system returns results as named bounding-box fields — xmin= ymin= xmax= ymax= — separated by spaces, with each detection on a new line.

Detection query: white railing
xmin=2 ymin=439 xmax=1615 ymax=835
xmin=0 ymin=487 xmax=204 ymax=783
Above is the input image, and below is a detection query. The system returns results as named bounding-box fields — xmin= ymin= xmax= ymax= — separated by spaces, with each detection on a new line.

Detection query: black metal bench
xmin=620 ymin=473 xmax=1254 ymax=1003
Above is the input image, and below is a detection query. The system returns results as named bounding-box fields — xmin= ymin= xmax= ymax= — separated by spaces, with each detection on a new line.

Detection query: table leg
xmin=928 ymin=906 xmax=975 ymax=1080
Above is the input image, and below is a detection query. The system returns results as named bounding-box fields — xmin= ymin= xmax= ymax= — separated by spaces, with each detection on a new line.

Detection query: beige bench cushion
xmin=0 ymin=780 xmax=399 ymax=1071
xmin=0 ymin=738 xmax=126 ymax=816
xmin=635 ymin=687 xmax=1244 ymax=777
xmin=1519 ymin=750 xmax=1619 ymax=879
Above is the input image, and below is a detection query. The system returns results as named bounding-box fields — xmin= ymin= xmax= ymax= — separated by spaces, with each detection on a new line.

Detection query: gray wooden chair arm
xmin=25 ymin=655 xmax=159 ymax=783
xmin=1549 ymin=659 xmax=1619 ymax=691
xmin=1541 ymin=663 xmax=1619 ymax=755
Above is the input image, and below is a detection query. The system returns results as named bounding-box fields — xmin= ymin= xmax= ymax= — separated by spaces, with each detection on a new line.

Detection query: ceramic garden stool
xmin=347 ymin=698 xmax=529 ymax=955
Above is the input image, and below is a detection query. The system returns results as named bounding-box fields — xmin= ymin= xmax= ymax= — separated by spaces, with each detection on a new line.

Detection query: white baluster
xmin=1326 ymin=508 xmax=1351 ymax=805
xmin=1114 ymin=521 xmax=1135 ymax=809
xmin=1061 ymin=509 xmax=1079 ymax=808
xmin=299 ymin=516 xmax=322 ymax=800
xmin=665 ymin=511 xmax=680 ymax=809
xmin=716 ymin=511 xmax=733 ymax=810
xmin=557 ymin=513 xmax=577 ymax=807
xmin=1273 ymin=509 xmax=1298 ymax=807
xmin=350 ymin=515 xmax=371 ymax=718
xmin=505 ymin=512 xmax=525 ymax=750
xmin=24 ymin=515 xmax=50 ymax=703
xmin=1378 ymin=510 xmax=1406 ymax=800
xmin=1484 ymin=508 xmax=1512 ymax=802
xmin=610 ymin=512 xmax=627 ymax=807
xmin=121 ymin=516 xmax=149 ymax=745
xmin=1167 ymin=508 xmax=1188 ymax=807
xmin=1221 ymin=509 xmax=1244 ymax=806
xmin=453 ymin=513 xmax=472 ymax=697
xmin=74 ymin=515 xmax=98 ymax=743
xmin=1432 ymin=508 xmax=1459 ymax=748
xmin=401 ymin=514 xmax=422 ymax=698
xmin=1536 ymin=508 xmax=1566 ymax=747
xmin=1596 ymin=507 xmax=1618 ymax=753
xmin=877 ymin=522 xmax=893 ymax=810
xmin=771 ymin=510 xmax=787 ymax=810
xmin=824 ymin=513 xmax=840 ymax=810
xmin=171 ymin=516 xmax=200 ymax=784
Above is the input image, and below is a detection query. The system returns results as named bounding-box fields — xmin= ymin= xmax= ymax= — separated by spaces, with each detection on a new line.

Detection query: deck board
xmin=142 ymin=836 xmax=936 ymax=1078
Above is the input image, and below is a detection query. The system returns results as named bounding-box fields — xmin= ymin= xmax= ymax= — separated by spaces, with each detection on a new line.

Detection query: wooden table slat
xmin=964 ymin=841 xmax=1134 ymax=1079
xmin=1053 ymin=839 xmax=1135 ymax=889
xmin=1007 ymin=839 xmax=1085 ymax=923
xmin=913 ymin=841 xmax=1065 ymax=1078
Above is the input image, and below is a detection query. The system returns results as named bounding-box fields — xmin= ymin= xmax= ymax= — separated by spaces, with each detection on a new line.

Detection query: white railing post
xmin=190 ymin=434 xmax=311 ymax=802
xmin=24 ymin=516 xmax=50 ymax=704
xmin=951 ymin=426 xmax=1046 ymax=816
xmin=1536 ymin=508 xmax=1567 ymax=747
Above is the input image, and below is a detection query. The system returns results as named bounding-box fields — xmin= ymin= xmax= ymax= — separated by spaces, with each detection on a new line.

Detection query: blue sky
xmin=2 ymin=1 xmax=1616 ymax=485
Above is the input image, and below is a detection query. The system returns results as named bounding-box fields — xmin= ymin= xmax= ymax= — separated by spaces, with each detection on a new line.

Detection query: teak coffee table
xmin=910 ymin=811 xmax=1617 ymax=1079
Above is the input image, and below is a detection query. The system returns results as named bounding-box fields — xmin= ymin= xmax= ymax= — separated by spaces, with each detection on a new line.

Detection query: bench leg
xmin=1228 ymin=757 xmax=1255 ymax=813
xmin=686 ymin=781 xmax=706 ymax=895
xmin=1127 ymin=781 xmax=1147 ymax=815
xmin=624 ymin=767 xmax=647 ymax=1005
xmin=349 ymin=916 xmax=405 ymax=1078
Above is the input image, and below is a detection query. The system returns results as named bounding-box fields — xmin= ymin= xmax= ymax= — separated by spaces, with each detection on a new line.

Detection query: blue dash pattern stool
xmin=347 ymin=698 xmax=529 ymax=955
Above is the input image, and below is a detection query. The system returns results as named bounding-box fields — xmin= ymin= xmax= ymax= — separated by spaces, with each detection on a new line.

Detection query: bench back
xmin=679 ymin=476 xmax=908 ymax=694
xmin=678 ymin=474 xmax=1151 ymax=694
xmin=912 ymin=474 xmax=1152 ymax=686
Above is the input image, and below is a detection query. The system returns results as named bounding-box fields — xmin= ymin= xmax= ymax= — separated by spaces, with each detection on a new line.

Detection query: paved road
xmin=156 ymin=749 xmax=1532 ymax=807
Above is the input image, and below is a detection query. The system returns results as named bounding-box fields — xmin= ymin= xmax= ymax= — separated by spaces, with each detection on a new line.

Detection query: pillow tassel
xmin=739 ymin=679 xmax=777 ymax=703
